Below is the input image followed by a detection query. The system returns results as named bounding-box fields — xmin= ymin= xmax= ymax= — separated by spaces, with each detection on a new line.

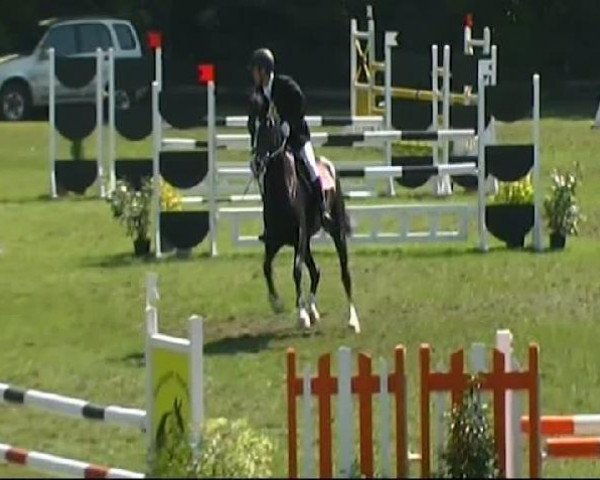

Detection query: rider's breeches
xmin=298 ymin=141 xmax=320 ymax=182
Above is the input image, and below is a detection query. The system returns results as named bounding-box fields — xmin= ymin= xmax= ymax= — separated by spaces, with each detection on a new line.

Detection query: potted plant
xmin=485 ymin=175 xmax=534 ymax=248
xmin=543 ymin=163 xmax=584 ymax=250
xmin=108 ymin=178 xmax=152 ymax=256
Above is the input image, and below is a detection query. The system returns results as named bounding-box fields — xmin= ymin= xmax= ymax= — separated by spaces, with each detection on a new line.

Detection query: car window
xmin=78 ymin=23 xmax=113 ymax=53
xmin=114 ymin=24 xmax=137 ymax=50
xmin=43 ymin=25 xmax=77 ymax=57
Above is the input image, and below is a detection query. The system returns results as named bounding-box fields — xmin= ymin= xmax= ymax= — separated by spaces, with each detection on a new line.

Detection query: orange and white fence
xmin=287 ymin=333 xmax=542 ymax=478
xmin=286 ymin=346 xmax=412 ymax=478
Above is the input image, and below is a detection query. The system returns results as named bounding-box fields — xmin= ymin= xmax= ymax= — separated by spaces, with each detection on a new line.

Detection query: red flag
xmin=197 ymin=64 xmax=215 ymax=85
xmin=147 ymin=31 xmax=162 ymax=50
xmin=464 ymin=13 xmax=474 ymax=29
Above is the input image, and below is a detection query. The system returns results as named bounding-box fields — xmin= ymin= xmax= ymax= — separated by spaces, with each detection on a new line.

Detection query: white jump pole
xmin=367 ymin=5 xmax=376 ymax=114
xmin=477 ymin=62 xmax=488 ymax=252
xmin=350 ymin=18 xmax=358 ymax=117
xmin=496 ymin=329 xmax=517 ymax=478
xmin=532 ymin=74 xmax=543 ymax=252
xmin=108 ymin=48 xmax=116 ymax=193
xmin=151 ymin=81 xmax=162 ymax=259
xmin=384 ymin=31 xmax=397 ymax=197
xmin=207 ymin=81 xmax=218 ymax=258
xmin=95 ymin=48 xmax=106 ymax=199
xmin=48 ymin=48 xmax=57 ymax=199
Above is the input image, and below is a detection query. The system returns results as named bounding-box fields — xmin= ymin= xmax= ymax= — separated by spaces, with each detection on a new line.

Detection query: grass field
xmin=0 ymin=111 xmax=599 ymax=478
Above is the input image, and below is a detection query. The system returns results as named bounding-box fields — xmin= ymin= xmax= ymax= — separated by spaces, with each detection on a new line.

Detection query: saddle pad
xmin=317 ymin=160 xmax=336 ymax=191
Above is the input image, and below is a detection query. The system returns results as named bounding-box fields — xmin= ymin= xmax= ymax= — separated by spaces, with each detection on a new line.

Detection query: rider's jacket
xmin=247 ymin=74 xmax=311 ymax=151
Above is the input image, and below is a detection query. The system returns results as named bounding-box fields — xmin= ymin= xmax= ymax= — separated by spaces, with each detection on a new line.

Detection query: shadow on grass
xmin=111 ymin=328 xmax=316 ymax=366
xmin=203 ymin=329 xmax=313 ymax=355
xmin=0 ymin=193 xmax=100 ymax=205
xmin=81 ymin=250 xmax=213 ymax=269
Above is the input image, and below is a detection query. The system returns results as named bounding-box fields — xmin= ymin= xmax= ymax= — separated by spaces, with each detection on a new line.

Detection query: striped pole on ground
xmin=0 ymin=443 xmax=145 ymax=479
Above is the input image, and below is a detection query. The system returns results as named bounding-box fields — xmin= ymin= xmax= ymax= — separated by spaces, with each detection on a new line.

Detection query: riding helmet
xmin=248 ymin=48 xmax=275 ymax=73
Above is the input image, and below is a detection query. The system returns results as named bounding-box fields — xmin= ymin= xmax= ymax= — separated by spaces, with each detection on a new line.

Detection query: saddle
xmin=282 ymin=150 xmax=336 ymax=200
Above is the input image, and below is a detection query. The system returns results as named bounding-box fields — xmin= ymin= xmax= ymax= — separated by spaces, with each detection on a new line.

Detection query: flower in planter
xmin=160 ymin=180 xmax=183 ymax=212
xmin=108 ymin=178 xmax=152 ymax=243
xmin=491 ymin=174 xmax=534 ymax=205
xmin=543 ymin=162 xmax=585 ymax=238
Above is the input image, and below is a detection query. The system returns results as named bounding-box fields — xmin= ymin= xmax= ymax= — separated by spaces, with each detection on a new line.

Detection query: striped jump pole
xmin=0 ymin=383 xmax=147 ymax=431
xmin=545 ymin=437 xmax=600 ymax=459
xmin=522 ymin=414 xmax=600 ymax=437
xmin=0 ymin=443 xmax=144 ymax=479
xmin=162 ymin=129 xmax=475 ymax=151
xmin=214 ymin=115 xmax=383 ymax=128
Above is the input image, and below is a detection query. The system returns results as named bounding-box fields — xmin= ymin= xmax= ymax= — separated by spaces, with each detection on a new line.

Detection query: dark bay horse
xmin=250 ymin=99 xmax=360 ymax=333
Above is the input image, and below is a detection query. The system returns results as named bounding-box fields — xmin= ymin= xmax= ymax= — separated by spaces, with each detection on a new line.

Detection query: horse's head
xmin=249 ymin=93 xmax=285 ymax=177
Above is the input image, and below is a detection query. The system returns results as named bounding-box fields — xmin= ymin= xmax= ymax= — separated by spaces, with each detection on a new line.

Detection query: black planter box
xmin=550 ymin=233 xmax=566 ymax=250
xmin=485 ymin=204 xmax=534 ymax=248
xmin=134 ymin=237 xmax=151 ymax=257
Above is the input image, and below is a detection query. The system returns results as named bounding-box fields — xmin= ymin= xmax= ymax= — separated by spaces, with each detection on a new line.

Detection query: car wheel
xmin=0 ymin=82 xmax=32 ymax=121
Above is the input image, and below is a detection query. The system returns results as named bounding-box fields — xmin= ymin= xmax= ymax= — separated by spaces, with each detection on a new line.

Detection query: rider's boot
xmin=312 ymin=177 xmax=332 ymax=225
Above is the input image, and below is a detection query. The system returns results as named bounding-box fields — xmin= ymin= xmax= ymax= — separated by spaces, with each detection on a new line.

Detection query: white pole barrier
xmin=151 ymin=81 xmax=162 ymax=259
xmin=477 ymin=62 xmax=488 ymax=252
xmin=155 ymin=46 xmax=163 ymax=91
xmin=496 ymin=329 xmax=516 ymax=478
xmin=431 ymin=44 xmax=439 ymax=174
xmin=189 ymin=315 xmax=204 ymax=454
xmin=483 ymin=27 xmax=491 ymax=55
xmin=350 ymin=19 xmax=357 ymax=117
xmin=464 ymin=25 xmax=472 ymax=55
xmin=384 ymin=31 xmax=397 ymax=197
xmin=108 ymin=47 xmax=116 ymax=193
xmin=532 ymin=74 xmax=543 ymax=252
xmin=48 ymin=48 xmax=57 ymax=199
xmin=95 ymin=48 xmax=106 ymax=199
xmin=207 ymin=81 xmax=218 ymax=258
xmin=362 ymin=162 xmax=476 ymax=179
xmin=367 ymin=5 xmax=376 ymax=114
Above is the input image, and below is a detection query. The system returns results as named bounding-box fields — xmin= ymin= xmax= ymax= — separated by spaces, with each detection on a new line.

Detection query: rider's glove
xmin=280 ymin=121 xmax=290 ymax=139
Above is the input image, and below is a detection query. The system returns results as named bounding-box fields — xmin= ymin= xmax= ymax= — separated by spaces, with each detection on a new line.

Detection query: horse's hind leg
xmin=332 ymin=228 xmax=360 ymax=333
xmin=293 ymin=238 xmax=311 ymax=330
xmin=264 ymin=242 xmax=284 ymax=313
xmin=304 ymin=244 xmax=321 ymax=324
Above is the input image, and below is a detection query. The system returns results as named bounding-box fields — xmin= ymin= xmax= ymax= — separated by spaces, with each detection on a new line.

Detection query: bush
xmin=438 ymin=378 xmax=500 ymax=479
xmin=153 ymin=417 xmax=274 ymax=478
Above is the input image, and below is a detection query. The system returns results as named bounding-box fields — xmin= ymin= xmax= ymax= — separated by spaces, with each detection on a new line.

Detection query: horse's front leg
xmin=264 ymin=242 xmax=284 ymax=313
xmin=293 ymin=232 xmax=311 ymax=330
xmin=304 ymin=244 xmax=321 ymax=324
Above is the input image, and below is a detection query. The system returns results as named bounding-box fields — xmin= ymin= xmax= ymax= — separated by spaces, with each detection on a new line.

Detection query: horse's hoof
xmin=269 ymin=295 xmax=284 ymax=314
xmin=309 ymin=302 xmax=320 ymax=325
xmin=298 ymin=308 xmax=311 ymax=330
xmin=348 ymin=304 xmax=361 ymax=334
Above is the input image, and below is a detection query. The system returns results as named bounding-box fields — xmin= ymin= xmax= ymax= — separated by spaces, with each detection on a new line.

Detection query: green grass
xmin=0 ymin=116 xmax=599 ymax=478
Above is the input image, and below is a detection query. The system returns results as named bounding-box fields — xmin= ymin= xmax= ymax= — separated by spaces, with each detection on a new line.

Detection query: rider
xmin=247 ymin=48 xmax=330 ymax=223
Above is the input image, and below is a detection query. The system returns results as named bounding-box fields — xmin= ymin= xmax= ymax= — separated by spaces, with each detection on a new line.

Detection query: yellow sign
xmin=151 ymin=347 xmax=191 ymax=454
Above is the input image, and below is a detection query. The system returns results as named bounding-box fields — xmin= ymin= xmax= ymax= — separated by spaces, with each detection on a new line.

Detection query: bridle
xmin=250 ymin=115 xmax=287 ymax=197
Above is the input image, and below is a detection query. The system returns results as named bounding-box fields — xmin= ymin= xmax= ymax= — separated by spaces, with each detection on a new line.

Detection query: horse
xmin=250 ymin=97 xmax=360 ymax=333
